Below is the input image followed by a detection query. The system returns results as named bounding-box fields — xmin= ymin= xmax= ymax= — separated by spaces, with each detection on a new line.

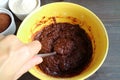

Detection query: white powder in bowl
xmin=12 ymin=0 xmax=37 ymax=14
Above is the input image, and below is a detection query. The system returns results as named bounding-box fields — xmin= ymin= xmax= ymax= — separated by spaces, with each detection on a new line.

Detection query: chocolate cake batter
xmin=34 ymin=23 xmax=93 ymax=77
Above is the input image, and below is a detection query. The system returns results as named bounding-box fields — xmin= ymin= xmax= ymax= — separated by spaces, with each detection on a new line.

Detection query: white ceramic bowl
xmin=0 ymin=0 xmax=9 ymax=9
xmin=0 ymin=8 xmax=16 ymax=35
xmin=8 ymin=0 xmax=41 ymax=21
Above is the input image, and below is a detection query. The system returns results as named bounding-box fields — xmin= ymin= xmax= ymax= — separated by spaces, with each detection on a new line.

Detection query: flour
xmin=12 ymin=0 xmax=37 ymax=14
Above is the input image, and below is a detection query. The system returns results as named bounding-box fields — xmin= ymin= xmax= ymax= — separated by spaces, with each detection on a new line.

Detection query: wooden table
xmin=18 ymin=0 xmax=120 ymax=80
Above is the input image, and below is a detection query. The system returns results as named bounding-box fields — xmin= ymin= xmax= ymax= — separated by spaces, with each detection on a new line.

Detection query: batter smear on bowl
xmin=33 ymin=23 xmax=93 ymax=77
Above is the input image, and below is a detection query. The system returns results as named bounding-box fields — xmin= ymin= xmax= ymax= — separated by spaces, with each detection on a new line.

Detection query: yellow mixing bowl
xmin=17 ymin=2 xmax=109 ymax=80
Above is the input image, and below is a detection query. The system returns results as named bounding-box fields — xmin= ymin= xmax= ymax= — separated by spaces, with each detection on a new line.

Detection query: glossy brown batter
xmin=33 ymin=23 xmax=93 ymax=77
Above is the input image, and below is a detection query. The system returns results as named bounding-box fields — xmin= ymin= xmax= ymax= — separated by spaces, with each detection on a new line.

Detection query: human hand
xmin=0 ymin=35 xmax=43 ymax=80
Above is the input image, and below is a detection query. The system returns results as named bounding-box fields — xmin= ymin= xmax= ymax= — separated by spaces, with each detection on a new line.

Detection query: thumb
xmin=14 ymin=56 xmax=43 ymax=79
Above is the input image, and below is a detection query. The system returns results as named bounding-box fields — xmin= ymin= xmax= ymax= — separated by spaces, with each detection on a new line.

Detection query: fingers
xmin=0 ymin=35 xmax=18 ymax=42
xmin=14 ymin=41 xmax=42 ymax=79
xmin=14 ymin=56 xmax=43 ymax=79
xmin=0 ymin=35 xmax=43 ymax=80
xmin=0 ymin=35 xmax=42 ymax=59
xmin=0 ymin=34 xmax=5 ymax=41
xmin=0 ymin=35 xmax=23 ymax=48
xmin=10 ymin=40 xmax=42 ymax=66
xmin=6 ymin=38 xmax=42 ymax=70
xmin=0 ymin=35 xmax=21 ymax=64
xmin=26 ymin=40 xmax=42 ymax=57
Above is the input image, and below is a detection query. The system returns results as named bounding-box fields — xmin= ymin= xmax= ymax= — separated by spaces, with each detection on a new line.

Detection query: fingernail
xmin=36 ymin=56 xmax=43 ymax=64
xmin=33 ymin=40 xmax=42 ymax=49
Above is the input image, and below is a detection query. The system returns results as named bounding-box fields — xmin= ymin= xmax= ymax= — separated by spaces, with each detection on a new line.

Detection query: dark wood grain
xmin=18 ymin=0 xmax=120 ymax=80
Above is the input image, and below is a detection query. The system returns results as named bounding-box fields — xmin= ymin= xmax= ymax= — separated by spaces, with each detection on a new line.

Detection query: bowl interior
xmin=17 ymin=2 xmax=108 ymax=80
